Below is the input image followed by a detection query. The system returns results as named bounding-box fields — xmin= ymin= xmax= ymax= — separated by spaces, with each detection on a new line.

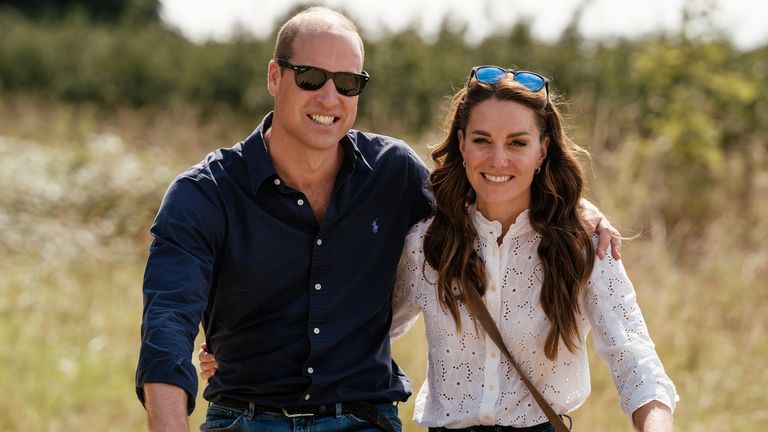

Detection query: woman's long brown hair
xmin=423 ymin=76 xmax=595 ymax=360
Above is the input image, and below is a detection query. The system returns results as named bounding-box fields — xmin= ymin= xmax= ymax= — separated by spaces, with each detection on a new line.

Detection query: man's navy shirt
xmin=136 ymin=113 xmax=433 ymax=413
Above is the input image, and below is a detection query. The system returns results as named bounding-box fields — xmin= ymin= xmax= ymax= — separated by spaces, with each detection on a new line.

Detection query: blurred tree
xmin=619 ymin=0 xmax=766 ymax=241
xmin=0 ymin=0 xmax=159 ymax=23
xmin=0 ymin=0 xmax=765 ymax=226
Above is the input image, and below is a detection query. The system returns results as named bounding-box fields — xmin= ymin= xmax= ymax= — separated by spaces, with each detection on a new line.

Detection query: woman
xmin=199 ymin=66 xmax=676 ymax=431
xmin=388 ymin=66 xmax=677 ymax=431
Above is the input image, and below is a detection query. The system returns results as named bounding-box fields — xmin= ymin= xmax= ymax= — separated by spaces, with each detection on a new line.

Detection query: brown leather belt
xmin=214 ymin=397 xmax=395 ymax=432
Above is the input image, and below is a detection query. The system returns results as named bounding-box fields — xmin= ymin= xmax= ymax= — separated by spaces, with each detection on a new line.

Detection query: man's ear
xmin=267 ymin=60 xmax=281 ymax=97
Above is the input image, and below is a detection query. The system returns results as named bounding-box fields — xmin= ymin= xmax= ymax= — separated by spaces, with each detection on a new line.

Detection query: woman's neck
xmin=476 ymin=201 xmax=529 ymax=241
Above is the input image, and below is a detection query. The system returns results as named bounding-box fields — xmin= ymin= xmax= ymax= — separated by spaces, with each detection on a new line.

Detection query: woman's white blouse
xmin=391 ymin=209 xmax=678 ymax=428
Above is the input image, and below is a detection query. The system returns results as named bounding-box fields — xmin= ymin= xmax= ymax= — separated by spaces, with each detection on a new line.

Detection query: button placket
xmin=306 ymin=227 xmax=328 ymax=396
xmin=478 ymin=235 xmax=503 ymax=420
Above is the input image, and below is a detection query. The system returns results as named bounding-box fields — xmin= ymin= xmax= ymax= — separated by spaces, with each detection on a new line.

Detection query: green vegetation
xmin=1 ymin=3 xmax=766 ymax=431
xmin=0 ymin=0 xmax=160 ymax=23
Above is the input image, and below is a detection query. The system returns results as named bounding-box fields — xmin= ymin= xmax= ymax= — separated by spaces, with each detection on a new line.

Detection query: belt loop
xmin=335 ymin=402 xmax=342 ymax=418
xmin=247 ymin=402 xmax=255 ymax=420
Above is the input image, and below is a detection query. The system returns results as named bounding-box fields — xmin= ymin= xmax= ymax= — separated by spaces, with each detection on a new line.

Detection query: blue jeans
xmin=200 ymin=402 xmax=402 ymax=432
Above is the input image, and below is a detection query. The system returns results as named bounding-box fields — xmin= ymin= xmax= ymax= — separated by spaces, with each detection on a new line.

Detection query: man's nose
xmin=315 ymin=78 xmax=339 ymax=106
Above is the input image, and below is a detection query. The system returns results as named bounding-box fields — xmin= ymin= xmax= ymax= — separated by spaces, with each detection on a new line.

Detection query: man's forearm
xmin=144 ymin=383 xmax=189 ymax=432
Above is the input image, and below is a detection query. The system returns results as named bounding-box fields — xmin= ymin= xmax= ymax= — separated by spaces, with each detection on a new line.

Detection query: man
xmin=136 ymin=6 xmax=619 ymax=432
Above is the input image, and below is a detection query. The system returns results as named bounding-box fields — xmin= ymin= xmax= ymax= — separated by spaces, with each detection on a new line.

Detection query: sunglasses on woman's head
xmin=276 ymin=58 xmax=370 ymax=97
xmin=469 ymin=65 xmax=550 ymax=102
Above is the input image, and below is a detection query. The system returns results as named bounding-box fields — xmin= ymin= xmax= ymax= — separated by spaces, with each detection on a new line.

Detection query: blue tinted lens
xmin=475 ymin=67 xmax=506 ymax=84
xmin=514 ymin=72 xmax=545 ymax=92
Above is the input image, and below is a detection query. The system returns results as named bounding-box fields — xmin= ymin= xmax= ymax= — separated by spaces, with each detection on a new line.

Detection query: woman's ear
xmin=539 ymin=136 xmax=549 ymax=166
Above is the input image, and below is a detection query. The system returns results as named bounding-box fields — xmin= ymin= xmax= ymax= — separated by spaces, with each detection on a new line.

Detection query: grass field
xmin=1 ymin=97 xmax=766 ymax=431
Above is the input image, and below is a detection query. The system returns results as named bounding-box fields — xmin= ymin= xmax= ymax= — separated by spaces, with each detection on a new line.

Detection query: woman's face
xmin=459 ymin=97 xmax=548 ymax=220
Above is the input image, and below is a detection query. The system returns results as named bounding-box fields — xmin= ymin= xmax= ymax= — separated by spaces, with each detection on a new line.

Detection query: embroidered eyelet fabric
xmin=391 ymin=209 xmax=678 ymax=428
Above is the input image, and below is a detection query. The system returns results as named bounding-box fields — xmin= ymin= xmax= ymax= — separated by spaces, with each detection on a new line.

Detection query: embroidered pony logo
xmin=372 ymin=218 xmax=380 ymax=234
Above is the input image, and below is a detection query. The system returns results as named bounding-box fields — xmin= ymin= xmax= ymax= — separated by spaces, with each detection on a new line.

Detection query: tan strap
xmin=466 ymin=287 xmax=572 ymax=432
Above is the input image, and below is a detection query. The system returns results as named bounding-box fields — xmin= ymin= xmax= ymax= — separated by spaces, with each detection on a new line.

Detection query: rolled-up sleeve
xmin=135 ymin=175 xmax=224 ymax=414
xmin=585 ymin=252 xmax=679 ymax=417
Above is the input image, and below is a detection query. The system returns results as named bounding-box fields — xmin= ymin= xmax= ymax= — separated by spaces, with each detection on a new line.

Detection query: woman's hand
xmin=198 ymin=343 xmax=218 ymax=382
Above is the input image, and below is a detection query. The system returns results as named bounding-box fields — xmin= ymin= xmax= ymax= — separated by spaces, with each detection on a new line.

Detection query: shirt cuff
xmin=136 ymin=356 xmax=198 ymax=415
xmin=626 ymin=389 xmax=678 ymax=417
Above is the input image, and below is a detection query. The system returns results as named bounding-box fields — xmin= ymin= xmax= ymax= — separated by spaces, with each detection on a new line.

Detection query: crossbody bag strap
xmin=467 ymin=288 xmax=572 ymax=432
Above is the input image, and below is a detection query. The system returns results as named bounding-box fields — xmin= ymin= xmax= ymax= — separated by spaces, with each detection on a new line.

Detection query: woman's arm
xmin=390 ymin=231 xmax=425 ymax=342
xmin=584 ymin=247 xmax=678 ymax=422
xmin=632 ymin=400 xmax=673 ymax=432
xmin=198 ymin=342 xmax=217 ymax=382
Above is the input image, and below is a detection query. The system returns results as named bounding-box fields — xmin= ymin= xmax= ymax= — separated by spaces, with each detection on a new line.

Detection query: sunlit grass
xmin=1 ymin=98 xmax=766 ymax=431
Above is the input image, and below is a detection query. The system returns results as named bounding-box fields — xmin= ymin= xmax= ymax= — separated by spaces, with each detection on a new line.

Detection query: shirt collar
xmin=470 ymin=204 xmax=533 ymax=242
xmin=241 ymin=112 xmax=373 ymax=195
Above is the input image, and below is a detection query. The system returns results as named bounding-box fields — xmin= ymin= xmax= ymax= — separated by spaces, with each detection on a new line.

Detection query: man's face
xmin=268 ymin=29 xmax=364 ymax=153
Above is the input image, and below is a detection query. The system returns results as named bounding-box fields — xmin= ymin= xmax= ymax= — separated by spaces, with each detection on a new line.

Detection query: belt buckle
xmin=282 ymin=407 xmax=314 ymax=418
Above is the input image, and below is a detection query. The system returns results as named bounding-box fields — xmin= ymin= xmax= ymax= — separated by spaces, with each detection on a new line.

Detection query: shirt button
xmin=489 ymin=384 xmax=496 ymax=391
xmin=490 ymin=284 xmax=497 ymax=292
xmin=307 ymin=367 xmax=314 ymax=374
xmin=316 ymin=238 xmax=323 ymax=246
xmin=297 ymin=199 xmax=305 ymax=206
xmin=313 ymin=328 xmax=320 ymax=334
xmin=314 ymin=283 xmax=322 ymax=290
xmin=273 ymin=178 xmax=281 ymax=186
xmin=304 ymin=394 xmax=311 ymax=401
xmin=490 ymin=351 xmax=497 ymax=358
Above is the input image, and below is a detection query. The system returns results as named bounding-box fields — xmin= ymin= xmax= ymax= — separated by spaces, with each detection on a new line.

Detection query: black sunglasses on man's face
xmin=276 ymin=58 xmax=370 ymax=97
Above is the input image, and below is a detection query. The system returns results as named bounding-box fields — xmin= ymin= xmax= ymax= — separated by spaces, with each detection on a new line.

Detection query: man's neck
xmin=264 ymin=127 xmax=345 ymax=192
xmin=263 ymin=126 xmax=344 ymax=223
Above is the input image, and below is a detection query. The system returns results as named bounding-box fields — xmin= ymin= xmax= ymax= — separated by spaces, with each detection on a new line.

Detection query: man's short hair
xmin=274 ymin=6 xmax=364 ymax=62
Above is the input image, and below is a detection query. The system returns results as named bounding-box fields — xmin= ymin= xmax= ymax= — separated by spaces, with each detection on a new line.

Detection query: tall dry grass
xmin=1 ymin=96 xmax=766 ymax=431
